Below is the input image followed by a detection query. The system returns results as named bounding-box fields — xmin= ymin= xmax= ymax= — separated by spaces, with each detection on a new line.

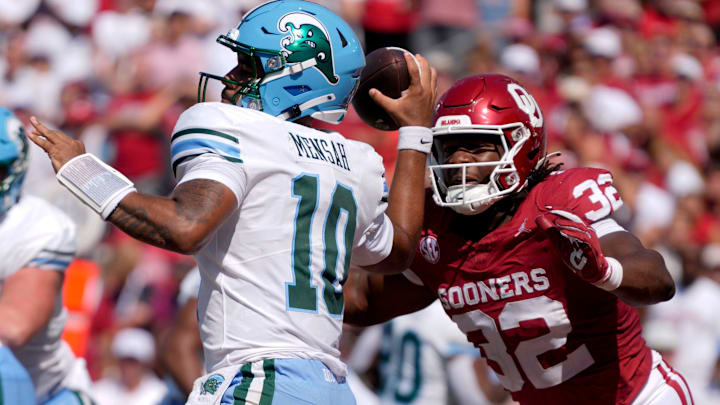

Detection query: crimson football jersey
xmin=411 ymin=168 xmax=651 ymax=405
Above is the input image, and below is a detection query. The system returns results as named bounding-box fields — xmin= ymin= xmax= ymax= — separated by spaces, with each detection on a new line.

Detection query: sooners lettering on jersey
xmin=411 ymin=168 xmax=651 ymax=405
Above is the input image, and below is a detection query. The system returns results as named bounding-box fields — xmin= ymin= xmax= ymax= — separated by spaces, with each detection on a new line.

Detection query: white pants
xmin=632 ymin=351 xmax=694 ymax=405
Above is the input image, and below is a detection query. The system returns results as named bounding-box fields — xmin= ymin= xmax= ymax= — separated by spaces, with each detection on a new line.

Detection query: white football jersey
xmin=378 ymin=301 xmax=479 ymax=405
xmin=0 ymin=195 xmax=79 ymax=399
xmin=171 ymin=103 xmax=392 ymax=377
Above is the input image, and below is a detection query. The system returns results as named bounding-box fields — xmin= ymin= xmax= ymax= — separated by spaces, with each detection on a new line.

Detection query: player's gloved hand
xmin=535 ymin=207 xmax=616 ymax=289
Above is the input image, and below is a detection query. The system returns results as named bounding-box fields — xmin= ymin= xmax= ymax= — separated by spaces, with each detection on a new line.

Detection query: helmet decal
xmin=435 ymin=114 xmax=472 ymax=127
xmin=508 ymin=82 xmax=543 ymax=128
xmin=279 ymin=12 xmax=338 ymax=84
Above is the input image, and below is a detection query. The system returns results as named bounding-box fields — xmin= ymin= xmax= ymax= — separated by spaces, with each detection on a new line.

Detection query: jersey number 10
xmin=286 ymin=174 xmax=357 ymax=316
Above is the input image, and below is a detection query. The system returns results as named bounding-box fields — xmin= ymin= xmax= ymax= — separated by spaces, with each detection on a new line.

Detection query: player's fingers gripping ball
xmin=535 ymin=208 xmax=614 ymax=288
xmin=352 ymin=47 xmax=417 ymax=130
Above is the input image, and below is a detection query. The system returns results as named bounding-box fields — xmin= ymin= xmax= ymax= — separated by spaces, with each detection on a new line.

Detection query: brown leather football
xmin=352 ymin=47 xmax=412 ymax=131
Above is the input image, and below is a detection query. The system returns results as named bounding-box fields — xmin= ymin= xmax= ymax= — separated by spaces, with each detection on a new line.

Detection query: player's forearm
xmin=0 ymin=306 xmax=45 ymax=348
xmin=0 ymin=307 xmax=57 ymax=349
xmin=382 ymin=149 xmax=428 ymax=271
xmin=0 ymin=269 xmax=61 ymax=348
xmin=107 ymin=192 xmax=214 ymax=254
xmin=108 ymin=192 xmax=198 ymax=253
xmin=107 ymin=179 xmax=236 ymax=254
xmin=344 ymin=270 xmax=434 ymax=326
xmin=599 ymin=232 xmax=675 ymax=306
xmin=612 ymin=249 xmax=675 ymax=306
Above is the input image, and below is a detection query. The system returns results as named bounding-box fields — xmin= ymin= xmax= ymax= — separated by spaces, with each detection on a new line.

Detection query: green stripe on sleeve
xmin=233 ymin=363 xmax=254 ymax=405
xmin=172 ymin=154 xmax=202 ymax=176
xmin=172 ymin=128 xmax=239 ymax=143
xmin=259 ymin=359 xmax=276 ymax=405
xmin=172 ymin=153 xmax=244 ymax=178
xmin=40 ymin=249 xmax=76 ymax=256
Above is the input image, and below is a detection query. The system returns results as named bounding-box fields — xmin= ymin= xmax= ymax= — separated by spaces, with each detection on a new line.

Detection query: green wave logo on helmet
xmin=279 ymin=12 xmax=338 ymax=84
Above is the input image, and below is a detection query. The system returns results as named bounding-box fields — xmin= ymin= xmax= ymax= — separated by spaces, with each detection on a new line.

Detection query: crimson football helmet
xmin=429 ymin=74 xmax=547 ymax=215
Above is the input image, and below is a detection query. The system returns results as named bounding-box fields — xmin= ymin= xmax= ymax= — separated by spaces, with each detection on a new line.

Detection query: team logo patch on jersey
xmin=279 ymin=12 xmax=338 ymax=84
xmin=418 ymin=232 xmax=440 ymax=264
xmin=201 ymin=374 xmax=225 ymax=395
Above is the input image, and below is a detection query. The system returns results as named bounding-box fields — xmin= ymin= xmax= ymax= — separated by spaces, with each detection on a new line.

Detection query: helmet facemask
xmin=429 ymin=124 xmax=531 ymax=215
xmin=198 ymin=32 xmax=279 ymax=110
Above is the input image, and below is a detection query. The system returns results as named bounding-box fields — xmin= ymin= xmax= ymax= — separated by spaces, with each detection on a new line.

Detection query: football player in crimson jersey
xmin=344 ymin=74 xmax=693 ymax=405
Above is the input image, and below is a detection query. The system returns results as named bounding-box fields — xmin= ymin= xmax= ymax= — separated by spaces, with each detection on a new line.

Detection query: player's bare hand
xmin=369 ymin=53 xmax=438 ymax=128
xmin=27 ymin=117 xmax=86 ymax=173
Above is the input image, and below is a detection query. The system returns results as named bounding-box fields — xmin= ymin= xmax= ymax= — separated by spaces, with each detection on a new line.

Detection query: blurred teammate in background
xmin=349 ymin=300 xmax=508 ymax=405
xmin=345 ymin=74 xmax=691 ymax=405
xmin=28 ymin=1 xmax=437 ymax=404
xmin=0 ymin=106 xmax=94 ymax=404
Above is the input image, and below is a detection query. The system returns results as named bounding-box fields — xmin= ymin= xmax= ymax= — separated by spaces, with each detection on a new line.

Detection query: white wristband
xmin=595 ymin=257 xmax=624 ymax=291
xmin=100 ymin=187 xmax=136 ymax=219
xmin=397 ymin=126 xmax=432 ymax=154
xmin=56 ymin=153 xmax=137 ymax=220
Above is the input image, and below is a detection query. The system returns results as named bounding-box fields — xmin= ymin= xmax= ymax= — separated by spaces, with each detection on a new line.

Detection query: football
xmin=352 ymin=47 xmax=414 ymax=131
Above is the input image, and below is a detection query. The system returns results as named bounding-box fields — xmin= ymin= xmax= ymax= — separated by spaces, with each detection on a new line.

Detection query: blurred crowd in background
xmin=3 ymin=0 xmax=720 ymax=404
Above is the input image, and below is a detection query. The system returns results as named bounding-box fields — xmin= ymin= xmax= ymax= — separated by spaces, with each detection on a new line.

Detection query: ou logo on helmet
xmin=507 ymin=83 xmax=543 ymax=129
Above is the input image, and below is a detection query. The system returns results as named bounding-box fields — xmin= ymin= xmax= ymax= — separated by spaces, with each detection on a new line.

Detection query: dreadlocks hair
xmin=527 ymin=158 xmax=564 ymax=190
xmin=493 ymin=158 xmax=564 ymax=215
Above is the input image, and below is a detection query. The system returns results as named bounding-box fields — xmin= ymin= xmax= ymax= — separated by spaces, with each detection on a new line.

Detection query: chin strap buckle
xmin=277 ymin=94 xmax=336 ymax=121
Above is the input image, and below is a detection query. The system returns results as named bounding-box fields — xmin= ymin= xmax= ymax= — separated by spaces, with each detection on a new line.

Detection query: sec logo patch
xmin=419 ymin=233 xmax=440 ymax=264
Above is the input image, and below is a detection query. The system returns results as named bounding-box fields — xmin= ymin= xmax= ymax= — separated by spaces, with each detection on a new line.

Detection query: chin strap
xmin=263 ymin=58 xmax=318 ymax=84
xmin=277 ymin=94 xmax=336 ymax=121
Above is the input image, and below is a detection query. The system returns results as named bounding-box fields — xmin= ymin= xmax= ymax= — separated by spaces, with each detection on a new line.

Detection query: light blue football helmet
xmin=198 ymin=0 xmax=365 ymax=124
xmin=0 ymin=107 xmax=27 ymax=217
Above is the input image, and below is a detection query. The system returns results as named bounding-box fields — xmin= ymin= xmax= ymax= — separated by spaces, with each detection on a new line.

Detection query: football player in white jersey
xmin=375 ymin=302 xmax=506 ymax=405
xmin=350 ymin=301 xmax=507 ymax=405
xmin=0 ymin=107 xmax=95 ymax=405
xmin=28 ymin=1 xmax=437 ymax=404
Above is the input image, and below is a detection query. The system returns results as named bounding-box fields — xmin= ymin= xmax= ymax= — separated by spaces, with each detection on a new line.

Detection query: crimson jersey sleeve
xmin=533 ymin=168 xmax=624 ymax=227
